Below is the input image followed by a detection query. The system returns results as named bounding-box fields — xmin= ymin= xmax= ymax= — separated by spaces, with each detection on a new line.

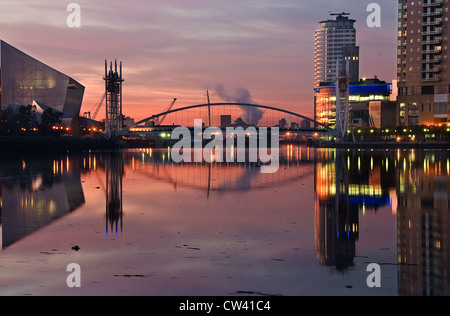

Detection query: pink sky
xmin=0 ymin=0 xmax=397 ymax=121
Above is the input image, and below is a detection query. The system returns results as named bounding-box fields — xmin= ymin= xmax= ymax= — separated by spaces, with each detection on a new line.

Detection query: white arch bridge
xmin=117 ymin=102 xmax=335 ymax=138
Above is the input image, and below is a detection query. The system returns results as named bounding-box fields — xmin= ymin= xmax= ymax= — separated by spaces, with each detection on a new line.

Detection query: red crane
xmin=156 ymin=98 xmax=177 ymax=125
xmin=83 ymin=94 xmax=106 ymax=120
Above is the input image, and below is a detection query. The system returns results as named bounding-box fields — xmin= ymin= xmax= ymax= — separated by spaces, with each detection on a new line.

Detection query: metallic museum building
xmin=0 ymin=40 xmax=84 ymax=120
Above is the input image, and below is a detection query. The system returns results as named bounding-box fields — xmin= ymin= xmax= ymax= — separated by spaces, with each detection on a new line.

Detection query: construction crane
xmin=91 ymin=94 xmax=106 ymax=120
xmin=156 ymin=98 xmax=177 ymax=125
xmin=83 ymin=94 xmax=106 ymax=120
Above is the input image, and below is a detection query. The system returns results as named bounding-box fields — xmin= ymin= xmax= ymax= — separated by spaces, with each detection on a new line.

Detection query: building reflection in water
xmin=396 ymin=149 xmax=450 ymax=296
xmin=315 ymin=147 xmax=450 ymax=296
xmin=81 ymin=151 xmax=124 ymax=240
xmin=314 ymin=148 xmax=396 ymax=271
xmin=0 ymin=146 xmax=315 ymax=248
xmin=105 ymin=152 xmax=124 ymax=240
xmin=0 ymin=156 xmax=85 ymax=250
xmin=315 ymin=149 xmax=357 ymax=271
xmin=2 ymin=146 xmax=450 ymax=296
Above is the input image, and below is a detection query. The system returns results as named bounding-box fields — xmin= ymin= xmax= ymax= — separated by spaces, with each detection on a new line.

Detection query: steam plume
xmin=215 ymin=84 xmax=264 ymax=126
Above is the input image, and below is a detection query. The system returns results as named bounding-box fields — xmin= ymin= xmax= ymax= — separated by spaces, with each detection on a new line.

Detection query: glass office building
xmin=314 ymin=78 xmax=393 ymax=128
xmin=0 ymin=40 xmax=84 ymax=119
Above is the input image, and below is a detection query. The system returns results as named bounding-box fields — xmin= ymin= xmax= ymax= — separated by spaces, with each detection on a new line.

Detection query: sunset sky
xmin=0 ymin=0 xmax=398 ymax=121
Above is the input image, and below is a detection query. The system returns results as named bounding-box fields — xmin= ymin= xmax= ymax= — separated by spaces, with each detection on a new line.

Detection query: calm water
xmin=0 ymin=145 xmax=449 ymax=296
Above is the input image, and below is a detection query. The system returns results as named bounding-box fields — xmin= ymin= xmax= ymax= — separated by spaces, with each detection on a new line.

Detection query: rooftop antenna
xmin=330 ymin=12 xmax=350 ymax=18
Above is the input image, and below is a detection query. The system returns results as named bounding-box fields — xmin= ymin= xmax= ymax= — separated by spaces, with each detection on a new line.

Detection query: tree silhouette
xmin=40 ymin=108 xmax=63 ymax=134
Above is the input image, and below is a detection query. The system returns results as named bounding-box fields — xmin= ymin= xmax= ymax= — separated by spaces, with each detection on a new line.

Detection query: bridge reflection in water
xmin=1 ymin=146 xmax=450 ymax=296
xmin=126 ymin=146 xmax=314 ymax=194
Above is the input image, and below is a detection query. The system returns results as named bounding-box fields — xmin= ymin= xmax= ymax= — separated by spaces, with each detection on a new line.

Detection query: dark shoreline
xmin=0 ymin=137 xmax=448 ymax=157
xmin=0 ymin=136 xmax=117 ymax=154
xmin=0 ymin=136 xmax=153 ymax=158
xmin=316 ymin=141 xmax=450 ymax=149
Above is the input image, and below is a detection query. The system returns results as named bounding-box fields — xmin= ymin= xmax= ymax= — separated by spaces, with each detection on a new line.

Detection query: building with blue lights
xmin=314 ymin=77 xmax=397 ymax=129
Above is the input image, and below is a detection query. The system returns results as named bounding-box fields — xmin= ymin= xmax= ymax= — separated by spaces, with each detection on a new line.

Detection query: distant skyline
xmin=0 ymin=0 xmax=397 ymax=121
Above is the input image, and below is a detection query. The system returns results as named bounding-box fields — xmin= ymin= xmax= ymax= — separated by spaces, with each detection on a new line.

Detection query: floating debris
xmin=113 ymin=274 xmax=153 ymax=278
xmin=72 ymin=245 xmax=81 ymax=251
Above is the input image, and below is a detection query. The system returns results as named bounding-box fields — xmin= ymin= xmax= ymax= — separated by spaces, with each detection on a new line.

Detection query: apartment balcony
xmin=422 ymin=30 xmax=442 ymax=36
xmin=421 ymin=56 xmax=442 ymax=63
xmin=422 ymin=11 xmax=443 ymax=17
xmin=423 ymin=49 xmax=442 ymax=54
xmin=422 ymin=77 xmax=441 ymax=82
xmin=422 ymin=67 xmax=441 ymax=73
xmin=422 ymin=38 xmax=442 ymax=45
xmin=423 ymin=0 xmax=443 ymax=7
xmin=422 ymin=20 xmax=443 ymax=27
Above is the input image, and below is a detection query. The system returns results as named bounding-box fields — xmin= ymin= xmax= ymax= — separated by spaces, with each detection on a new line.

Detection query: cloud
xmin=0 ymin=0 xmax=397 ymax=121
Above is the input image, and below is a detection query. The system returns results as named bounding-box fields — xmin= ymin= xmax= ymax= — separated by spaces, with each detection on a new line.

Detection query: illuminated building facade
xmin=314 ymin=13 xmax=359 ymax=88
xmin=396 ymin=150 xmax=450 ymax=295
xmin=314 ymin=77 xmax=394 ymax=128
xmin=397 ymin=0 xmax=450 ymax=126
xmin=314 ymin=149 xmax=396 ymax=271
xmin=0 ymin=40 xmax=84 ymax=120
xmin=369 ymin=100 xmax=398 ymax=129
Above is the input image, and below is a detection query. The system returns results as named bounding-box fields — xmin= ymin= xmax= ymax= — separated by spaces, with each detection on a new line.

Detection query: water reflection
xmin=105 ymin=152 xmax=123 ymax=240
xmin=0 ymin=146 xmax=449 ymax=296
xmin=128 ymin=146 xmax=314 ymax=193
xmin=0 ymin=156 xmax=85 ymax=249
xmin=314 ymin=149 xmax=397 ymax=271
xmin=0 ymin=147 xmax=315 ymax=248
xmin=315 ymin=149 xmax=358 ymax=271
xmin=396 ymin=149 xmax=450 ymax=296
xmin=315 ymin=148 xmax=450 ymax=295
